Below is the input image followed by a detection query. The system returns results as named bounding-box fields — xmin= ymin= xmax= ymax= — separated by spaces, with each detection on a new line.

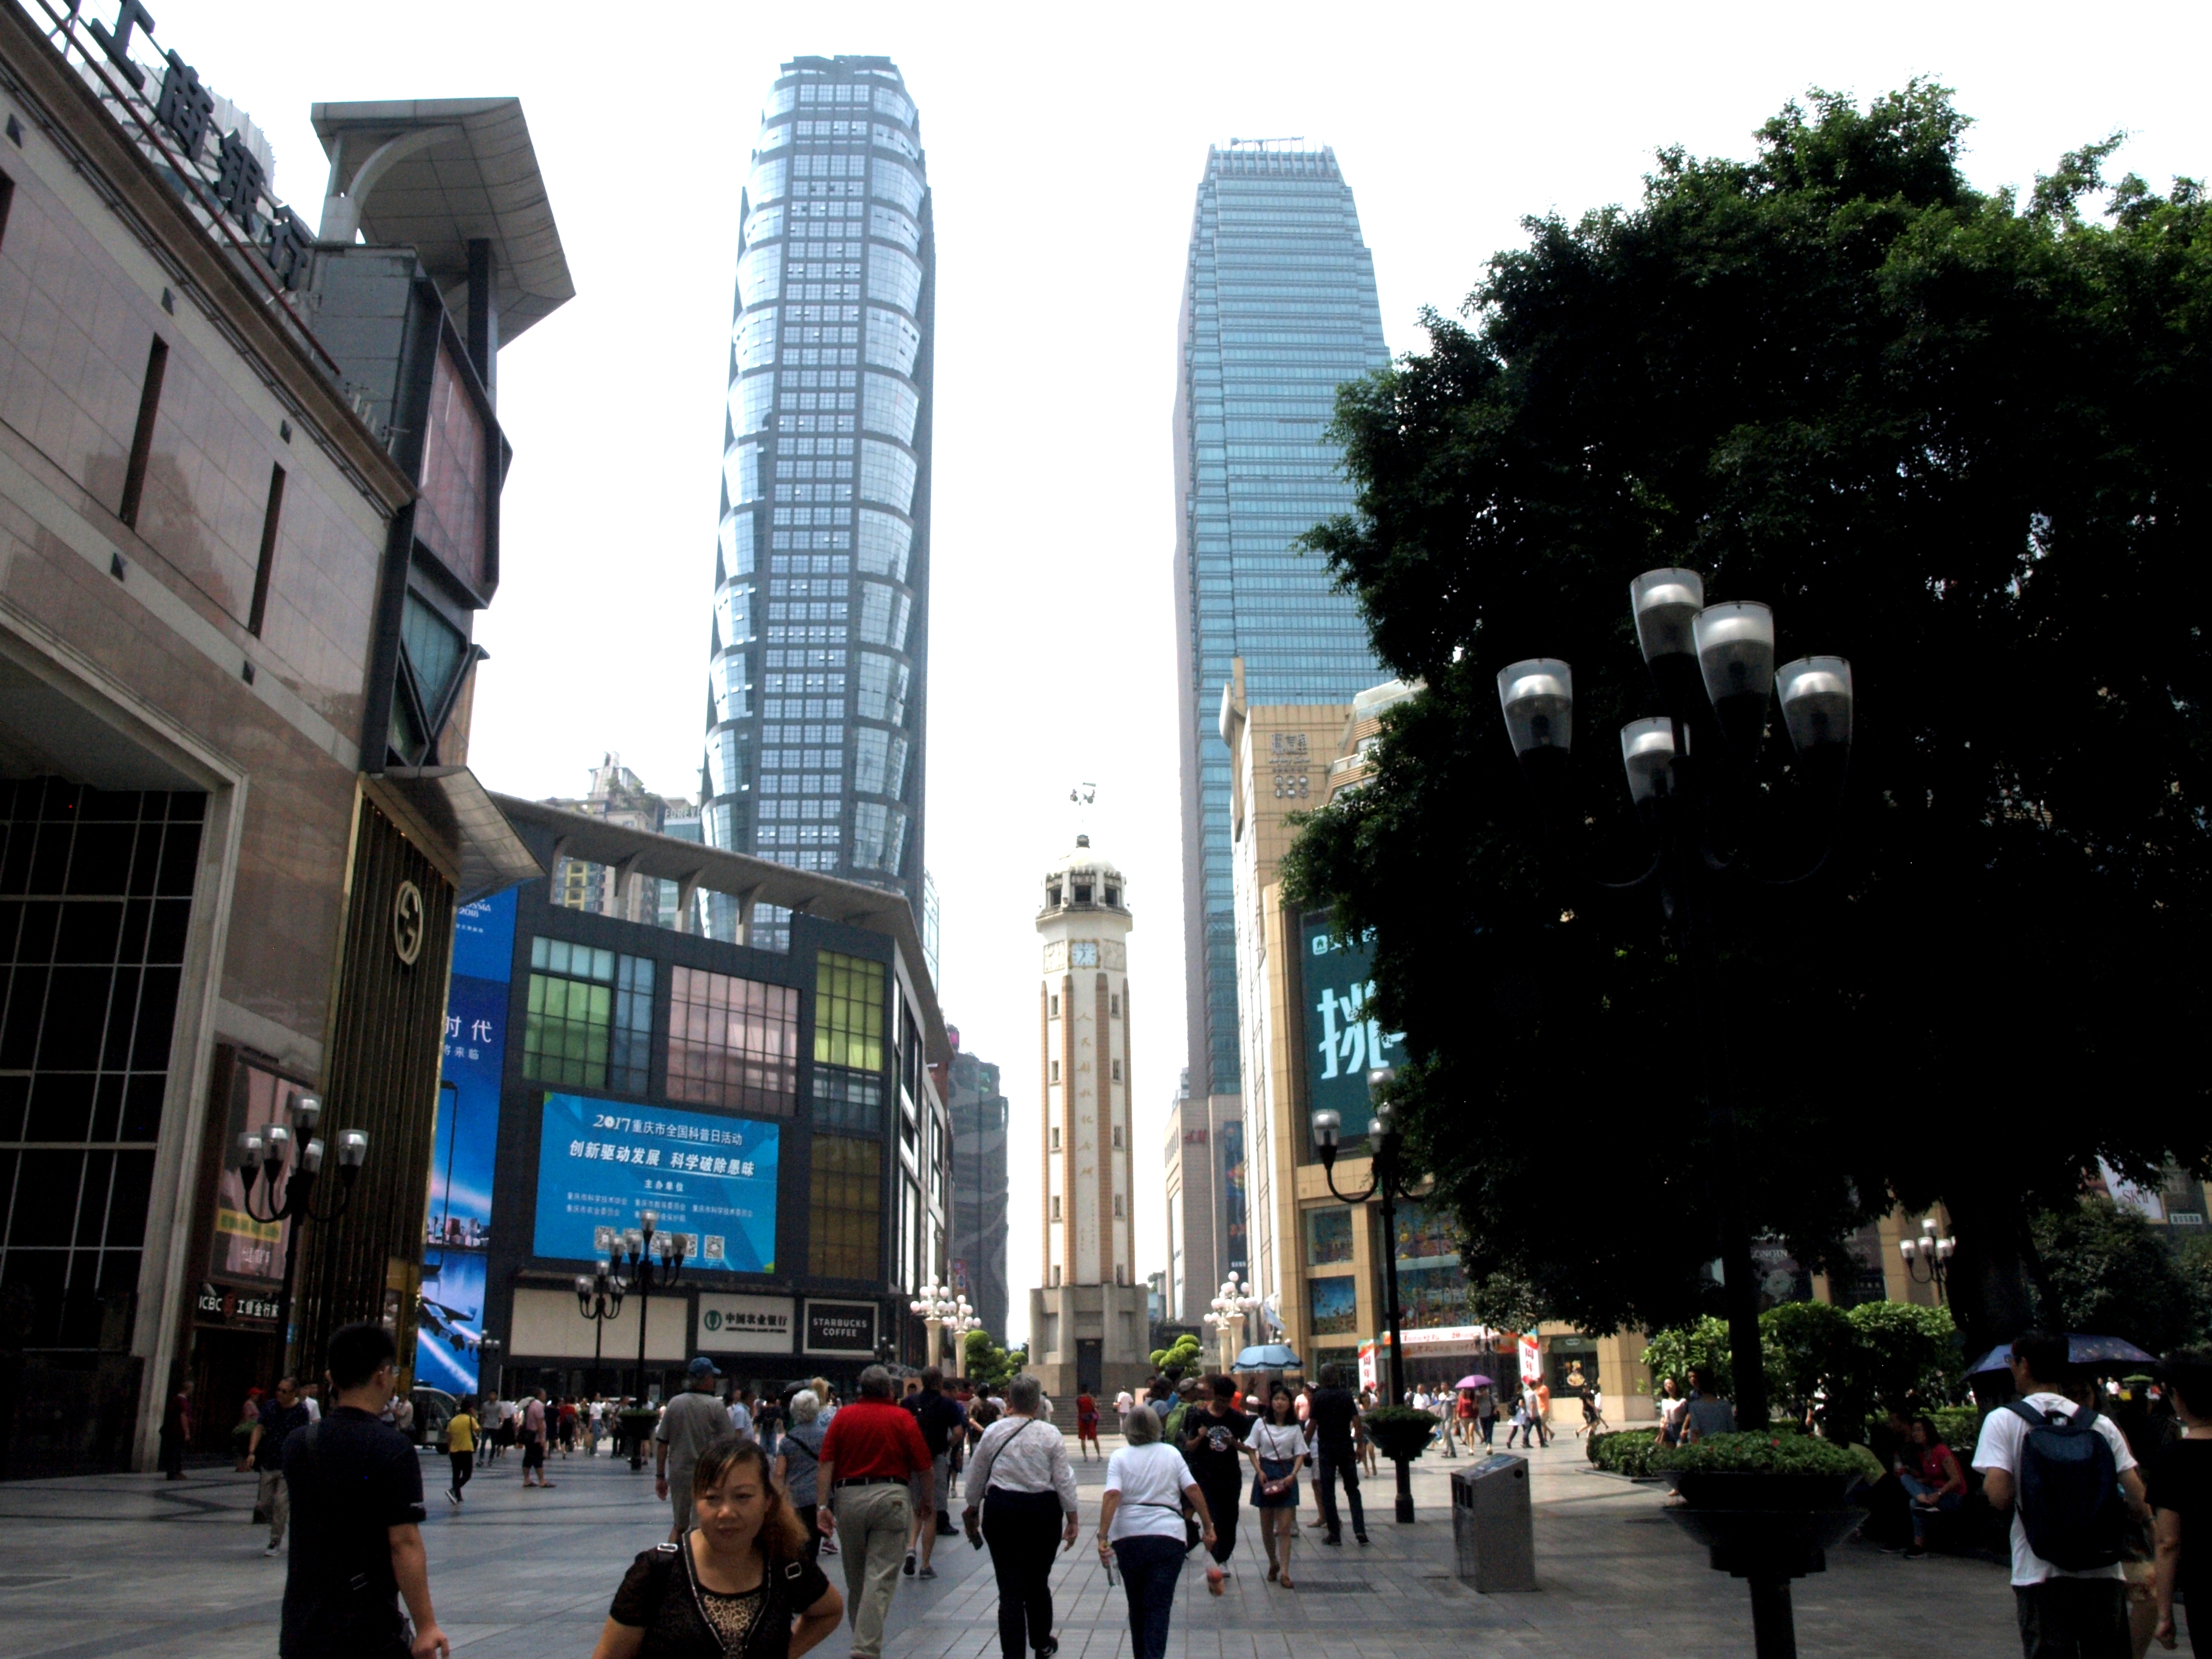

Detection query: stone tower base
xmin=1027 ymin=1282 xmax=1151 ymax=1406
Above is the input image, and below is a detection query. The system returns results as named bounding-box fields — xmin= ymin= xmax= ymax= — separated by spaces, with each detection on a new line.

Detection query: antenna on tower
xmin=1068 ymin=782 xmax=1096 ymax=842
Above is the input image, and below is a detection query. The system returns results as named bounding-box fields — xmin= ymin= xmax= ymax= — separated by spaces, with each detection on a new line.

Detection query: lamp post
xmin=1495 ymin=567 xmax=1854 ymax=1658
xmin=1202 ymin=1276 xmax=1258 ymax=1374
xmin=615 ymin=1210 xmax=686 ymax=1467
xmin=477 ymin=1337 xmax=504 ymax=1403
xmin=1899 ymin=1217 xmax=1956 ymax=1302
xmin=1312 ymin=1070 xmax=1423 ymax=1523
xmin=235 ymin=1092 xmax=369 ymax=1371
xmin=575 ymin=1251 xmax=628 ymax=1399
xmin=909 ymin=1282 xmax=981 ymax=1370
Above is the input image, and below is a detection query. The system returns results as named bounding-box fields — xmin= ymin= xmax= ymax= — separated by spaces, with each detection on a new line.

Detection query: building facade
xmin=1027 ymin=837 xmax=1146 ymax=1399
xmin=945 ymin=1028 xmax=1008 ymax=1340
xmin=543 ymin=754 xmax=697 ymax=927
xmin=463 ymin=799 xmax=951 ymax=1400
xmin=700 ymin=55 xmax=934 ymax=952
xmin=1161 ymin=1078 xmax=1244 ymax=1326
xmin=0 ymin=11 xmax=551 ymax=1473
xmin=1171 ymin=141 xmax=1389 ymax=1272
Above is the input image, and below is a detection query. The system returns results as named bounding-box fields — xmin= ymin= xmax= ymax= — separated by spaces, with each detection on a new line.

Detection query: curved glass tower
xmin=1173 ymin=143 xmax=1387 ymax=1102
xmin=702 ymin=55 xmax=934 ymax=947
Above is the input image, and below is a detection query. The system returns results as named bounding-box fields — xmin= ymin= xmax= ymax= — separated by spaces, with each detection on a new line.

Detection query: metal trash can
xmin=1451 ymin=1453 xmax=1536 ymax=1592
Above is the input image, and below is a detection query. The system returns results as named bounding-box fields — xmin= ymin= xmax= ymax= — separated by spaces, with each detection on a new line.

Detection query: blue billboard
xmin=414 ymin=886 xmax=517 ymax=1396
xmin=533 ymin=1094 xmax=779 ymax=1275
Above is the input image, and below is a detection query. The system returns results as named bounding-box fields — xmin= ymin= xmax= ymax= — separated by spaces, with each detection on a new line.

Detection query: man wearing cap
xmin=655 ymin=1356 xmax=730 ymax=1542
xmin=818 ymin=1364 xmax=934 ymax=1659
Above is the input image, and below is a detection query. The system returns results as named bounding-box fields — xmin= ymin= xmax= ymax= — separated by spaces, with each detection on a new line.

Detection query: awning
xmin=370 ymin=767 xmax=543 ymax=903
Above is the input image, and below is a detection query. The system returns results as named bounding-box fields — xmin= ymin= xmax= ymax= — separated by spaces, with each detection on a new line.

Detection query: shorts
xmin=908 ymin=1453 xmax=947 ymax=1511
xmin=522 ymin=1434 xmax=545 ymax=1470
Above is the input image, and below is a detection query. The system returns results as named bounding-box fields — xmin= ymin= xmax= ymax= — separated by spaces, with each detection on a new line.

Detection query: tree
xmin=2031 ymin=1198 xmax=2200 ymax=1355
xmin=962 ymin=1330 xmax=1028 ymax=1390
xmin=1283 ymin=83 xmax=2212 ymax=1366
xmin=1150 ymin=1334 xmax=1204 ymax=1376
xmin=1646 ymin=1300 xmax=1955 ymax=1435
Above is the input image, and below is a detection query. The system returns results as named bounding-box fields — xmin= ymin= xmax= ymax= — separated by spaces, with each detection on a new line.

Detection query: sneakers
xmin=1902 ymin=1546 xmax=1926 ymax=1560
xmin=903 ymin=1551 xmax=916 ymax=1577
xmin=446 ymin=1489 xmax=458 ymax=1505
xmin=918 ymin=1565 xmax=937 ymax=1580
xmin=821 ymin=1540 xmax=839 ymax=1556
xmin=1356 ymin=1533 xmax=1370 ymax=1546
xmin=263 ymin=1543 xmax=280 ymax=1557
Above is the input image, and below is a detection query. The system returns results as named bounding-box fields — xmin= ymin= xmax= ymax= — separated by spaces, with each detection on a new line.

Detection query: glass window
xmin=866 ymin=244 xmax=922 ymax=313
xmin=1305 ymin=1207 xmax=1355 ymax=1266
xmin=524 ymin=937 xmax=616 ymax=1088
xmin=816 ymin=950 xmax=885 ymax=1070
xmin=855 ymin=510 xmax=911 ymax=580
xmin=870 ymin=158 xmax=923 ymax=215
xmin=857 ymin=440 xmax=917 ymax=512
xmin=666 ymin=966 xmax=798 ymax=1116
xmin=814 ymin=1065 xmax=883 ymax=1130
xmin=612 ymin=956 xmax=654 ymax=1093
xmin=864 ymin=307 xmax=920 ymax=375
xmin=809 ymin=1134 xmax=881 ymax=1278
xmin=860 ymin=374 xmax=919 ymax=444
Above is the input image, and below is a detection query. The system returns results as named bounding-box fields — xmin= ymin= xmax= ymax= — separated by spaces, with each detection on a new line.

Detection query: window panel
xmin=860 ymin=374 xmax=919 ymax=444
xmin=855 ymin=509 xmax=911 ymax=580
xmin=665 ymin=965 xmax=799 ymax=1116
xmin=809 ymin=1134 xmax=881 ymax=1278
xmin=857 ymin=441 xmax=916 ymax=512
xmin=814 ymin=950 xmax=884 ymax=1071
xmin=866 ymin=244 xmax=922 ymax=313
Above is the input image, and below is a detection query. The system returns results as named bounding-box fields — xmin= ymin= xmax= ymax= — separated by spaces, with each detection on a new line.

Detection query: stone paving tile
xmin=0 ymin=1430 xmax=2093 ymax=1659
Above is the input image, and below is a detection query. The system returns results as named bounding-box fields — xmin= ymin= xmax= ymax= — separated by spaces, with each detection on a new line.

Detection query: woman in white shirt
xmin=1244 ymin=1385 xmax=1309 ymax=1589
xmin=1098 ymin=1406 xmax=1219 ymax=1659
xmin=964 ymin=1375 xmax=1080 ymax=1659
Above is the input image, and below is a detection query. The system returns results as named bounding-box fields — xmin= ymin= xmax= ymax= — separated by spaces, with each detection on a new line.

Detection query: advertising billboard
xmin=533 ymin=1094 xmax=779 ymax=1273
xmin=1299 ymin=913 xmax=1407 ymax=1142
xmin=415 ymin=886 xmax=517 ymax=1395
xmin=697 ymin=1293 xmax=796 ymax=1355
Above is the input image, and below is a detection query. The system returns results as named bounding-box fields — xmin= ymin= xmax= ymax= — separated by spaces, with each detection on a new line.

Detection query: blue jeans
xmin=1898 ymin=1472 xmax=1962 ymax=1544
xmin=1112 ymin=1533 xmax=1185 ymax=1659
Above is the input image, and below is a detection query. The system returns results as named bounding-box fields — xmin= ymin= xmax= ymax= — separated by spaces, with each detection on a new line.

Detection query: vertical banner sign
xmin=415 ymin=887 xmax=517 ymax=1395
xmin=1221 ymin=1120 xmax=1248 ymax=1281
xmin=1299 ymin=913 xmax=1408 ymax=1142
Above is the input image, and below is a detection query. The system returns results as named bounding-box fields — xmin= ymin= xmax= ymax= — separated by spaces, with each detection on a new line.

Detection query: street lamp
xmin=575 ymin=1252 xmax=628 ymax=1399
xmin=614 ymin=1210 xmax=686 ymax=1466
xmin=1899 ymin=1216 xmax=1956 ymax=1301
xmin=1313 ymin=1069 xmax=1424 ymax=1524
xmin=1202 ymin=1276 xmax=1258 ymax=1372
xmin=235 ymin=1093 xmax=369 ymax=1371
xmin=909 ymin=1283 xmax=981 ymax=1369
xmin=478 ymin=1337 xmax=504 ymax=1402
xmin=1496 ymin=566 xmax=1854 ymax=1658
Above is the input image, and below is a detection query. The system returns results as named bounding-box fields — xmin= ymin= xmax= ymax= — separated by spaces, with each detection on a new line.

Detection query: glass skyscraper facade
xmin=1173 ymin=144 xmax=1388 ymax=1101
xmin=702 ymin=56 xmax=934 ymax=949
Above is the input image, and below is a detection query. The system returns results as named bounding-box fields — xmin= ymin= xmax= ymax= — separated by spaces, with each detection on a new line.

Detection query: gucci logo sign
xmin=393 ymin=880 xmax=425 ymax=965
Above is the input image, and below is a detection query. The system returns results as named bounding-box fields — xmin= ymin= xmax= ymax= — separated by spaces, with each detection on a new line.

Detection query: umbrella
xmin=1456 ymin=1375 xmax=1494 ymax=1390
xmin=1962 ymin=1333 xmax=2162 ymax=1375
xmin=1233 ymin=1344 xmax=1302 ymax=1370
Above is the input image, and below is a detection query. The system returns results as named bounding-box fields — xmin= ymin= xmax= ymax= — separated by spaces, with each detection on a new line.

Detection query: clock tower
xmin=1027 ymin=835 xmax=1147 ymax=1404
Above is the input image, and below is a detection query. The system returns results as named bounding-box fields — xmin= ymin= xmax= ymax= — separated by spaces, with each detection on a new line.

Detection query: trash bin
xmin=1451 ymin=1453 xmax=1535 ymax=1592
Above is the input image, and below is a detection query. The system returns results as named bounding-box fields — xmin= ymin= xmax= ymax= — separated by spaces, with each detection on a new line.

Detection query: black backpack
xmin=2004 ymin=1398 xmax=2126 ymax=1572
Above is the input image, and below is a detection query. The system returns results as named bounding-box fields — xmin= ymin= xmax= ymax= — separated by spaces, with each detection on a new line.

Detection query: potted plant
xmin=1650 ymin=1430 xmax=1866 ymax=1580
xmin=1360 ymin=1405 xmax=1439 ymax=1464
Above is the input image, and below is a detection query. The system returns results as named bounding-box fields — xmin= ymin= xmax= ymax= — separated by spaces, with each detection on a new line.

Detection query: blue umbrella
xmin=1963 ymin=1333 xmax=2162 ymax=1375
xmin=1234 ymin=1344 xmax=1302 ymax=1370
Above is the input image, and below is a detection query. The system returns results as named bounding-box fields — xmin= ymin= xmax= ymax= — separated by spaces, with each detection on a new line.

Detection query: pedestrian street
xmin=0 ymin=1429 xmax=2032 ymax=1659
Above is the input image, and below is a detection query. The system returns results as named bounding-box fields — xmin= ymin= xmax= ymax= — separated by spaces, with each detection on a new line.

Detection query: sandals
xmin=1279 ymin=1575 xmax=1296 ymax=1590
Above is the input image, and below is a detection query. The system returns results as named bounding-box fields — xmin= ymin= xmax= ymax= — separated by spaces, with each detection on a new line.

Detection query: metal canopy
xmin=310 ymin=98 xmax=573 ymax=342
xmin=374 ymin=767 xmax=545 ymax=903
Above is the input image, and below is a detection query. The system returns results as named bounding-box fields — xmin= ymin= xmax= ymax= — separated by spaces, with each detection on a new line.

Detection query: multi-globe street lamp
xmin=1898 ymin=1216 xmax=1956 ymax=1302
xmin=1313 ymin=1069 xmax=1423 ymax=1523
xmin=614 ymin=1210 xmax=686 ymax=1465
xmin=909 ymin=1282 xmax=981 ymax=1370
xmin=1495 ymin=566 xmax=1854 ymax=1659
xmin=575 ymin=1256 xmax=628 ymax=1398
xmin=235 ymin=1091 xmax=369 ymax=1370
xmin=1202 ymin=1276 xmax=1259 ymax=1372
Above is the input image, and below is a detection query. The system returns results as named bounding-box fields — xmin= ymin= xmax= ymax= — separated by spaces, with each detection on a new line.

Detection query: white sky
xmin=151 ymin=0 xmax=2209 ymax=1346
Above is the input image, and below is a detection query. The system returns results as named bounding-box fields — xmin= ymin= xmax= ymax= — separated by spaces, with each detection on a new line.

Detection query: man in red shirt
xmin=818 ymin=1364 xmax=933 ymax=1659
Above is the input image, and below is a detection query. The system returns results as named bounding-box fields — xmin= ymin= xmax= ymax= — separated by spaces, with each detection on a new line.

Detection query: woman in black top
xmin=594 ymin=1436 xmax=843 ymax=1659
xmin=2153 ymin=1352 xmax=2212 ymax=1657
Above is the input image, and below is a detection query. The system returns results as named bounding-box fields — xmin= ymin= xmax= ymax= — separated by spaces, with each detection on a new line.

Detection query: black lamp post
xmin=1494 ymin=567 xmax=1854 ymax=1659
xmin=1313 ymin=1068 xmax=1422 ymax=1524
xmin=615 ymin=1210 xmax=686 ymax=1467
xmin=1899 ymin=1218 xmax=1956 ymax=1302
xmin=235 ymin=1091 xmax=369 ymax=1370
xmin=575 ymin=1252 xmax=628 ymax=1399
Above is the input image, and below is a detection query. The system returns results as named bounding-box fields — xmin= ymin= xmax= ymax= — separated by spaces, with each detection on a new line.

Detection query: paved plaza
xmin=0 ymin=1432 xmax=2033 ymax=1659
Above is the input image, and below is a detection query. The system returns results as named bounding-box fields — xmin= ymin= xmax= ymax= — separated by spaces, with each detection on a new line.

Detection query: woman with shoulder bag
xmin=771 ymin=1392 xmax=830 ymax=1567
xmin=1244 ymin=1385 xmax=1308 ymax=1588
xmin=1099 ymin=1405 xmax=1220 ymax=1659
xmin=963 ymin=1375 xmax=1079 ymax=1659
xmin=592 ymin=1435 xmax=842 ymax=1659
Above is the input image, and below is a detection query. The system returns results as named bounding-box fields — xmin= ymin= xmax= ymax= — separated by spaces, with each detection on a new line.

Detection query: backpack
xmin=2003 ymin=1398 xmax=2126 ymax=1572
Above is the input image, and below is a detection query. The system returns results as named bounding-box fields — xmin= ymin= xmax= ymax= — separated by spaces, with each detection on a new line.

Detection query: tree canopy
xmin=1283 ymin=84 xmax=2212 ymax=1361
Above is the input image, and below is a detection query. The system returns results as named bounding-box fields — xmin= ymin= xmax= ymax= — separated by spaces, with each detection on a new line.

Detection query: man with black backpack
xmin=1972 ymin=1330 xmax=2150 ymax=1659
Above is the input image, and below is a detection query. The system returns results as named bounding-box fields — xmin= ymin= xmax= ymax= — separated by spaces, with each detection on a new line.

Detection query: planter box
xmin=1365 ymin=1421 xmax=1436 ymax=1463
xmin=1663 ymin=1472 xmax=1863 ymax=1580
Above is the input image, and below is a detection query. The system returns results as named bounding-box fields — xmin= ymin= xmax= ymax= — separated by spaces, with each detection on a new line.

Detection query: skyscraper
xmin=947 ymin=1028 xmax=1010 ymax=1339
xmin=702 ymin=56 xmax=935 ymax=951
xmin=1172 ymin=144 xmax=1389 ymax=1115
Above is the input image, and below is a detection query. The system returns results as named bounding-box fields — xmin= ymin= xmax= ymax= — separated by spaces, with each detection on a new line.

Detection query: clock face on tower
xmin=1070 ymin=941 xmax=1099 ymax=968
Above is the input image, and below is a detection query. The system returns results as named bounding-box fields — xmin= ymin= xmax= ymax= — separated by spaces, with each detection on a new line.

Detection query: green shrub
xmin=1586 ymin=1428 xmax=1663 ymax=1475
xmin=1650 ymin=1430 xmax=1864 ymax=1477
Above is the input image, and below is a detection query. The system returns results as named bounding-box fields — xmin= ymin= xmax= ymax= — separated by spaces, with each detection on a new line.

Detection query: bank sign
xmin=1299 ymin=914 xmax=1407 ymax=1142
xmin=533 ymin=1095 xmax=779 ymax=1273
